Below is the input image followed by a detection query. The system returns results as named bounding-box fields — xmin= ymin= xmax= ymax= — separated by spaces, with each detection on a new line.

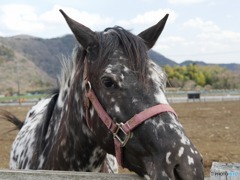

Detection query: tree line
xmin=163 ymin=64 xmax=240 ymax=90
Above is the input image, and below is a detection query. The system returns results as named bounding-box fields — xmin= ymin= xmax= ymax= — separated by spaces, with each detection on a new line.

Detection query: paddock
xmin=1 ymin=101 xmax=240 ymax=177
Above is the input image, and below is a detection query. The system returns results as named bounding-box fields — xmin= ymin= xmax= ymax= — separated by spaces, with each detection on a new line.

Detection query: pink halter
xmin=84 ymin=59 xmax=177 ymax=167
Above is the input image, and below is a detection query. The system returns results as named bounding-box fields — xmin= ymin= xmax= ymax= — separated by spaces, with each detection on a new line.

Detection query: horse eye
xmin=101 ymin=77 xmax=118 ymax=88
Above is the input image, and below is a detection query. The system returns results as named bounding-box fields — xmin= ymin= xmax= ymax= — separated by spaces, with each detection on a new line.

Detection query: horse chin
xmin=142 ymin=158 xmax=170 ymax=180
xmin=142 ymin=156 xmax=204 ymax=180
xmin=123 ymin=154 xmax=166 ymax=180
xmin=142 ymin=159 xmax=178 ymax=180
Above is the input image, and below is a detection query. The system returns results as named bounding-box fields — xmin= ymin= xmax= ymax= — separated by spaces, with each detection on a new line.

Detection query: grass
xmin=0 ymin=94 xmax=46 ymax=102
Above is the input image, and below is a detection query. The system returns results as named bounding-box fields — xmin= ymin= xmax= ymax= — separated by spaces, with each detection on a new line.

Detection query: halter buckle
xmin=85 ymin=81 xmax=92 ymax=92
xmin=113 ymin=123 xmax=131 ymax=147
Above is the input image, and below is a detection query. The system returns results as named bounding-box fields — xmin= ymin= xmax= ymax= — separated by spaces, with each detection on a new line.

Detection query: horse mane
xmin=57 ymin=46 xmax=84 ymax=91
xmin=30 ymin=47 xmax=84 ymax=167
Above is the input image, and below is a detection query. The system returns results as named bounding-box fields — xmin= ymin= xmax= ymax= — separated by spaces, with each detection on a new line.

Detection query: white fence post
xmin=210 ymin=162 xmax=240 ymax=180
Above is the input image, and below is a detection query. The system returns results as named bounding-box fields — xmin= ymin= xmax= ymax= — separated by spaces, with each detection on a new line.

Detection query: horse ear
xmin=59 ymin=9 xmax=98 ymax=52
xmin=138 ymin=14 xmax=169 ymax=49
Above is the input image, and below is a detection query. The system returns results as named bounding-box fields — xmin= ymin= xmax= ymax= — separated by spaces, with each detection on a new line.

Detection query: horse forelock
xmin=95 ymin=26 xmax=150 ymax=85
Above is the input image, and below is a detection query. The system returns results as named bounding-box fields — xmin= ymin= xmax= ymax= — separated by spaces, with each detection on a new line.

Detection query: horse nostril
xmin=173 ymin=164 xmax=182 ymax=180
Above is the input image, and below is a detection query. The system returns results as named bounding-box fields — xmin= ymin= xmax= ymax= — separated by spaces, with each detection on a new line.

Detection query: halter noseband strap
xmin=84 ymin=59 xmax=177 ymax=167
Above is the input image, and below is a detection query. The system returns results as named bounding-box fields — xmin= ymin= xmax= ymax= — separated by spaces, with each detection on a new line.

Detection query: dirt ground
xmin=0 ymin=101 xmax=240 ymax=177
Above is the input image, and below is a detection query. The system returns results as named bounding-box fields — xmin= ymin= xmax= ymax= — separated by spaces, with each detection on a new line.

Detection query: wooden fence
xmin=0 ymin=169 xmax=212 ymax=180
xmin=0 ymin=170 xmax=141 ymax=180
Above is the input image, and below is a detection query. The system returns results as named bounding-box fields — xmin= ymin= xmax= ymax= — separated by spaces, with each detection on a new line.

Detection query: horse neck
xmin=43 ymin=66 xmax=106 ymax=171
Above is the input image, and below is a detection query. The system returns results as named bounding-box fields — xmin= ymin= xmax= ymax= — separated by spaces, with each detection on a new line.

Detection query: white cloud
xmin=0 ymin=4 xmax=45 ymax=34
xmin=117 ymin=8 xmax=177 ymax=27
xmin=158 ymin=17 xmax=240 ymax=63
xmin=153 ymin=36 xmax=186 ymax=55
xmin=162 ymin=36 xmax=186 ymax=43
xmin=183 ymin=17 xmax=240 ymax=43
xmin=0 ymin=4 xmax=114 ymax=37
xmin=40 ymin=5 xmax=113 ymax=28
xmin=168 ymin=0 xmax=206 ymax=4
xmin=140 ymin=0 xmax=156 ymax=2
xmin=183 ymin=18 xmax=220 ymax=32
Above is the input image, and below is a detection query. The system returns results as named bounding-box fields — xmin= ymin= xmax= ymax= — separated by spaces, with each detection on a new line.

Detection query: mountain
xmin=0 ymin=35 xmax=177 ymax=78
xmin=0 ymin=43 xmax=54 ymax=95
xmin=0 ymin=34 xmax=239 ymax=94
xmin=180 ymin=60 xmax=240 ymax=71
xmin=148 ymin=50 xmax=178 ymax=66
xmin=0 ymin=34 xmax=175 ymax=94
xmin=0 ymin=35 xmax=77 ymax=78
xmin=180 ymin=60 xmax=208 ymax=66
xmin=217 ymin=63 xmax=240 ymax=71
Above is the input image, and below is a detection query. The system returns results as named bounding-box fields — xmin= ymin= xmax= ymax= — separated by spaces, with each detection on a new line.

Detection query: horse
xmin=1 ymin=9 xmax=204 ymax=180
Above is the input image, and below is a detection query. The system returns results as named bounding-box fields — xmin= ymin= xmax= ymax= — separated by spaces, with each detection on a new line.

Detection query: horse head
xmin=60 ymin=9 xmax=204 ymax=180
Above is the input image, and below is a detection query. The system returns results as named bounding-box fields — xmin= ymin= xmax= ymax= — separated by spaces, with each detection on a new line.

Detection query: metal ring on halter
xmin=85 ymin=81 xmax=92 ymax=92
xmin=113 ymin=123 xmax=131 ymax=147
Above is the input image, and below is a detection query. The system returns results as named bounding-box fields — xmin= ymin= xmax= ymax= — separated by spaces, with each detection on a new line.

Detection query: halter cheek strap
xmin=83 ymin=58 xmax=178 ymax=167
xmin=85 ymin=87 xmax=117 ymax=133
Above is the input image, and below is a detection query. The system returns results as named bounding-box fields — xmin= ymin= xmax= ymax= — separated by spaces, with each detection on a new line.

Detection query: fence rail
xmin=167 ymin=95 xmax=240 ymax=103
xmin=0 ymin=169 xmax=211 ymax=180
xmin=0 ymin=170 xmax=140 ymax=180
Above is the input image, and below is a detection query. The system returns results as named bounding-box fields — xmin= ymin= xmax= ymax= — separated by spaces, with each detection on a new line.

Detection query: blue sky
xmin=0 ymin=0 xmax=239 ymax=64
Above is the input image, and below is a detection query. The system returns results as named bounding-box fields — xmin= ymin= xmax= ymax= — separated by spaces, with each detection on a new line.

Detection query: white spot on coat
xmin=144 ymin=175 xmax=151 ymax=180
xmin=106 ymin=154 xmax=118 ymax=173
xmin=178 ymin=147 xmax=184 ymax=157
xmin=105 ymin=68 xmax=112 ymax=73
xmin=60 ymin=139 xmax=66 ymax=146
xmin=132 ymin=99 xmax=138 ymax=103
xmin=146 ymin=119 xmax=165 ymax=129
xmin=110 ymin=98 xmax=115 ymax=102
xmin=123 ymin=66 xmax=130 ymax=73
xmin=162 ymin=171 xmax=168 ymax=177
xmin=188 ymin=156 xmax=194 ymax=165
xmin=166 ymin=152 xmax=171 ymax=164
xmin=169 ymin=123 xmax=190 ymax=145
xmin=119 ymin=56 xmax=126 ymax=60
xmin=105 ymin=65 xmax=112 ymax=74
xmin=120 ymin=74 xmax=124 ymax=80
xmin=154 ymin=90 xmax=168 ymax=104
xmin=90 ymin=107 xmax=95 ymax=118
xmin=114 ymin=105 xmax=120 ymax=113
xmin=180 ymin=136 xmax=190 ymax=145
